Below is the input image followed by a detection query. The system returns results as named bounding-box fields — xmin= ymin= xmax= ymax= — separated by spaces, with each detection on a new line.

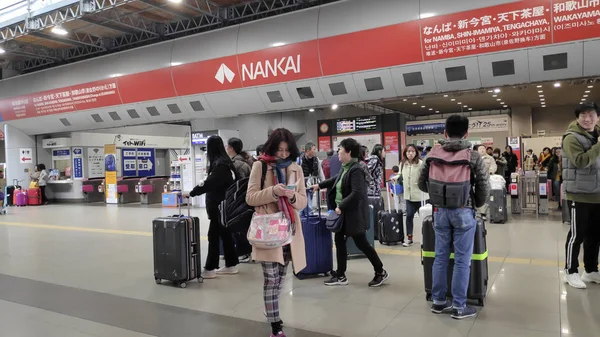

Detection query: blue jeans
xmin=432 ymin=208 xmax=477 ymax=309
xmin=405 ymin=201 xmax=420 ymax=236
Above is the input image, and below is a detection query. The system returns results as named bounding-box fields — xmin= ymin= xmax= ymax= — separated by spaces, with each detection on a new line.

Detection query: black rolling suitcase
xmin=378 ymin=187 xmax=403 ymax=245
xmin=489 ymin=188 xmax=508 ymax=224
xmin=368 ymin=196 xmax=384 ymax=240
xmin=421 ymin=212 xmax=488 ymax=306
xmin=153 ymin=201 xmax=203 ymax=288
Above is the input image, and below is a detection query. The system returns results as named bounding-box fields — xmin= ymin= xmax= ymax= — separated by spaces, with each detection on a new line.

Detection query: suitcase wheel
xmin=198 ymin=277 xmax=204 ymax=283
xmin=478 ymin=299 xmax=485 ymax=307
xmin=155 ymin=278 xmax=162 ymax=285
xmin=425 ymin=293 xmax=432 ymax=302
xmin=179 ymin=282 xmax=187 ymax=288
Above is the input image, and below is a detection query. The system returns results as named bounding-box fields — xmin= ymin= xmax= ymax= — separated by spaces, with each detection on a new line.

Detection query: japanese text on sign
xmin=552 ymin=0 xmax=600 ymax=40
xmin=421 ymin=3 xmax=551 ymax=60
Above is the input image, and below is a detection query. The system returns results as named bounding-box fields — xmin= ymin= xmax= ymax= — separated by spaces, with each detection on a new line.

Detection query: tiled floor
xmin=0 ymin=203 xmax=597 ymax=337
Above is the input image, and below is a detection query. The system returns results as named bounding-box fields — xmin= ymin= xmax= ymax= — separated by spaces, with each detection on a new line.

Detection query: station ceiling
xmin=378 ymin=78 xmax=600 ymax=117
xmin=0 ymin=0 xmax=339 ymax=73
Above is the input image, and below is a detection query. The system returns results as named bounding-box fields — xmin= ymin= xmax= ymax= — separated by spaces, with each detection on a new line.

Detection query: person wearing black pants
xmin=188 ymin=135 xmax=239 ymax=279
xmin=315 ymin=138 xmax=388 ymax=287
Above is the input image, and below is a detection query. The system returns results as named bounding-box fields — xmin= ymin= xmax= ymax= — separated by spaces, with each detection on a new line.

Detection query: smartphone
xmin=286 ymin=185 xmax=296 ymax=190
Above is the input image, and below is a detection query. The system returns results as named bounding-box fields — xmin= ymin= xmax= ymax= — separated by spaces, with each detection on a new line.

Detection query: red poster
xmin=237 ymin=40 xmax=322 ymax=87
xmin=552 ymin=0 xmax=600 ymax=42
xmin=421 ymin=0 xmax=552 ymax=61
xmin=384 ymin=132 xmax=399 ymax=153
xmin=318 ymin=136 xmax=332 ymax=152
xmin=172 ymin=55 xmax=240 ymax=95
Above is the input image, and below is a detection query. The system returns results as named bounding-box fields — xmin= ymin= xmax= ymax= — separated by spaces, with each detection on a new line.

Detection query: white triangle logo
xmin=215 ymin=63 xmax=235 ymax=84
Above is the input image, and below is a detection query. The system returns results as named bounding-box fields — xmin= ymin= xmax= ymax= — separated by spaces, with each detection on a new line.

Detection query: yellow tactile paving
xmin=0 ymin=221 xmax=560 ymax=267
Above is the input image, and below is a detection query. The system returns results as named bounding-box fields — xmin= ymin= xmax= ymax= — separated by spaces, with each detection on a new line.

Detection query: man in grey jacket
xmin=418 ymin=115 xmax=489 ymax=320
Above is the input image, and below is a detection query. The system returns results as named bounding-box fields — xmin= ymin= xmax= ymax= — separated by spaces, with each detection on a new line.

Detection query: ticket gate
xmin=81 ymin=178 xmax=105 ymax=203
xmin=117 ymin=177 xmax=142 ymax=204
xmin=137 ymin=176 xmax=169 ymax=204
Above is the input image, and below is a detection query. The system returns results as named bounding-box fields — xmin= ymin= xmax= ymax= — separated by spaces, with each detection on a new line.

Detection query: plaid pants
xmin=262 ymin=245 xmax=292 ymax=323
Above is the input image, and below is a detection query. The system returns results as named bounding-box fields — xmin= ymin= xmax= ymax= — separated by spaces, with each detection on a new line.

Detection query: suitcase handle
xmin=303 ymin=185 xmax=323 ymax=220
xmin=176 ymin=193 xmax=191 ymax=217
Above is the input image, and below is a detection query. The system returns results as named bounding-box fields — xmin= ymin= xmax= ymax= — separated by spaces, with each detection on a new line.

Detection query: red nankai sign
xmin=1 ymin=0 xmax=600 ymax=122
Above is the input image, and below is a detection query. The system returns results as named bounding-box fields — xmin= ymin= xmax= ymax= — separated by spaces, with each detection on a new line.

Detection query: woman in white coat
xmin=400 ymin=144 xmax=424 ymax=247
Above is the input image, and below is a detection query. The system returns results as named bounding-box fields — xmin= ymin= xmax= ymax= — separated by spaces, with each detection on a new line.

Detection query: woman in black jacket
xmin=188 ymin=135 xmax=239 ymax=279
xmin=314 ymin=138 xmax=388 ymax=288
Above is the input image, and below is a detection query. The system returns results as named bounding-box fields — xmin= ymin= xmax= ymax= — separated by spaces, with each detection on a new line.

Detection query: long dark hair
xmin=228 ymin=137 xmax=252 ymax=162
xmin=206 ymin=135 xmax=234 ymax=173
xmin=371 ymin=144 xmax=384 ymax=160
xmin=263 ymin=128 xmax=300 ymax=161
xmin=402 ymin=144 xmax=420 ymax=165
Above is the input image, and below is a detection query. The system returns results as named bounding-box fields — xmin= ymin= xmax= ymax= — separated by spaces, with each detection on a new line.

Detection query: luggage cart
xmin=520 ymin=172 xmax=539 ymax=217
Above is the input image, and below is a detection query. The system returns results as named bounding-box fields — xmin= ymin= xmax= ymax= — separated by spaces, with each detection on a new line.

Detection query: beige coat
xmin=246 ymin=161 xmax=307 ymax=270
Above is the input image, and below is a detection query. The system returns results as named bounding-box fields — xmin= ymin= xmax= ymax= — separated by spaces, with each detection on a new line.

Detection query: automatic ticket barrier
xmin=117 ymin=177 xmax=142 ymax=204
xmin=137 ymin=176 xmax=169 ymax=204
xmin=81 ymin=178 xmax=105 ymax=203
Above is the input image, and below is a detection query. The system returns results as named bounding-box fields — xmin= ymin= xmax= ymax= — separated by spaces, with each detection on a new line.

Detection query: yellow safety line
xmin=0 ymin=221 xmax=559 ymax=267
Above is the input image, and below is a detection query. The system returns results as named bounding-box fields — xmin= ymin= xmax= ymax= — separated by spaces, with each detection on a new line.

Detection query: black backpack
xmin=219 ymin=161 xmax=267 ymax=233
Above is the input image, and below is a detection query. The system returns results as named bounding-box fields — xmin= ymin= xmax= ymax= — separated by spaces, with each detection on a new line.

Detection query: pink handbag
xmin=247 ymin=211 xmax=293 ymax=249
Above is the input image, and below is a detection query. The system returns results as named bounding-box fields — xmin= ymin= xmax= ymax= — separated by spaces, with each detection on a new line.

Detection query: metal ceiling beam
xmin=78 ymin=16 xmax=139 ymax=35
xmin=2 ymin=40 xmax=62 ymax=61
xmin=179 ymin=0 xmax=223 ymax=21
xmin=0 ymin=0 xmax=136 ymax=42
xmin=93 ymin=6 xmax=160 ymax=36
xmin=138 ymin=0 xmax=195 ymax=21
xmin=29 ymin=31 xmax=105 ymax=50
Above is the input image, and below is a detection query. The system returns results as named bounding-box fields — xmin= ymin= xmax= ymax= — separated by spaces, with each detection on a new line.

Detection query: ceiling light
xmin=584 ymin=95 xmax=588 ymax=98
xmin=537 ymin=85 xmax=543 ymax=88
xmin=539 ymin=95 xmax=544 ymax=97
xmin=588 ymin=85 xmax=594 ymax=88
xmin=419 ymin=12 xmax=435 ymax=19
xmin=168 ymin=0 xmax=183 ymax=3
xmin=540 ymin=98 xmax=545 ymax=101
xmin=542 ymin=105 xmax=546 ymax=107
xmin=51 ymin=26 xmax=68 ymax=35
xmin=0 ymin=47 xmax=4 ymax=54
xmin=503 ymin=105 xmax=508 ymax=108
xmin=492 ymin=95 xmax=497 ymax=97
xmin=494 ymin=88 xmax=501 ymax=93
xmin=421 ymin=105 xmax=426 ymax=108
xmin=582 ymin=98 xmax=586 ymax=101
xmin=271 ymin=42 xmax=286 ymax=47
xmin=554 ymin=82 xmax=561 ymax=87
xmin=585 ymin=90 xmax=590 ymax=93
xmin=496 ymin=99 xmax=501 ymax=101
xmin=435 ymin=111 xmax=440 ymax=113
xmin=331 ymin=104 xmax=338 ymax=110
xmin=170 ymin=62 xmax=182 ymax=66
xmin=451 ymin=99 xmax=456 ymax=101
xmin=308 ymin=108 xmax=315 ymax=112
xmin=429 ymin=108 xmax=433 ymax=111
xmin=412 ymin=102 xmax=417 ymax=105
xmin=109 ymin=73 xmax=122 ymax=78
xmin=443 ymin=94 xmax=448 ymax=97
xmin=464 ymin=105 xmax=468 ymax=108
xmin=468 ymin=108 xmax=473 ymax=110
xmin=457 ymin=102 xmax=462 ymax=105
xmin=402 ymin=99 xmax=407 ymax=101
xmin=538 ymin=90 xmax=543 ymax=93
xmin=500 ymin=102 xmax=505 ymax=104
xmin=488 ymin=90 xmax=493 ymax=93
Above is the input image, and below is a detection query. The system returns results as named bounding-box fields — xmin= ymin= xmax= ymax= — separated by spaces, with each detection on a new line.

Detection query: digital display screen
xmin=191 ymin=132 xmax=208 ymax=145
xmin=335 ymin=116 xmax=378 ymax=134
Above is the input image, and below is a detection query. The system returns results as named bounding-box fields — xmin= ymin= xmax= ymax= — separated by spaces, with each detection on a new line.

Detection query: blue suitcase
xmin=295 ymin=192 xmax=333 ymax=279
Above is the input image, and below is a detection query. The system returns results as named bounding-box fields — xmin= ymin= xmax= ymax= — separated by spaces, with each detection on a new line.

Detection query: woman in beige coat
xmin=246 ymin=128 xmax=307 ymax=337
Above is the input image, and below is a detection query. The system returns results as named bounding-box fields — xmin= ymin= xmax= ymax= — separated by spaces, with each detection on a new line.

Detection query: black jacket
xmin=189 ymin=162 xmax=234 ymax=216
xmin=319 ymin=162 xmax=369 ymax=236
xmin=302 ymin=155 xmax=319 ymax=178
xmin=503 ymin=152 xmax=518 ymax=173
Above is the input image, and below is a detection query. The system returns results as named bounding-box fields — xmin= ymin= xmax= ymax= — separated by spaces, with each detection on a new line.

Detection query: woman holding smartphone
xmin=246 ymin=128 xmax=307 ymax=337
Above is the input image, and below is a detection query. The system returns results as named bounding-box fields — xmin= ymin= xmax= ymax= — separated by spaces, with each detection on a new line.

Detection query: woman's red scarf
xmin=259 ymin=155 xmax=296 ymax=230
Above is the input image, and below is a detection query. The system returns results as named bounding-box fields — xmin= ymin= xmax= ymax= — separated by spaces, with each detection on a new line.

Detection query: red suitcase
xmin=28 ymin=188 xmax=42 ymax=206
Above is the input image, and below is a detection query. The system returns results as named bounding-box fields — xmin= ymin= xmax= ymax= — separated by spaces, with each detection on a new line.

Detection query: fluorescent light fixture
xmin=539 ymin=95 xmax=544 ymax=97
xmin=585 ymin=90 xmax=590 ymax=93
xmin=468 ymin=108 xmax=473 ymax=111
xmin=536 ymin=85 xmax=542 ymax=88
xmin=492 ymin=95 xmax=497 ymax=97
xmin=435 ymin=110 xmax=440 ymax=113
xmin=109 ymin=73 xmax=122 ymax=78
xmin=538 ymin=90 xmax=543 ymax=93
xmin=457 ymin=102 xmax=462 ymax=105
xmin=500 ymin=102 xmax=505 ymax=104
xmin=421 ymin=105 xmax=426 ymax=108
xmin=488 ymin=90 xmax=493 ymax=93
xmin=540 ymin=98 xmax=545 ymax=101
xmin=331 ymin=104 xmax=338 ymax=110
xmin=0 ymin=47 xmax=5 ymax=54
xmin=170 ymin=62 xmax=182 ymax=66
xmin=308 ymin=108 xmax=315 ymax=112
xmin=168 ymin=0 xmax=183 ymax=3
xmin=494 ymin=88 xmax=501 ymax=93
xmin=51 ymin=26 xmax=68 ymax=35
xmin=402 ymin=98 xmax=408 ymax=101
xmin=451 ymin=99 xmax=456 ymax=101
xmin=542 ymin=105 xmax=546 ymax=107
xmin=443 ymin=94 xmax=448 ymax=97
xmin=496 ymin=99 xmax=501 ymax=101
xmin=412 ymin=102 xmax=417 ymax=105
xmin=584 ymin=95 xmax=589 ymax=98
xmin=464 ymin=105 xmax=468 ymax=108
xmin=588 ymin=85 xmax=594 ymax=88
xmin=429 ymin=108 xmax=433 ymax=111
xmin=271 ymin=42 xmax=286 ymax=47
xmin=420 ymin=13 xmax=435 ymax=19
xmin=554 ymin=82 xmax=561 ymax=87
xmin=503 ymin=105 xmax=508 ymax=108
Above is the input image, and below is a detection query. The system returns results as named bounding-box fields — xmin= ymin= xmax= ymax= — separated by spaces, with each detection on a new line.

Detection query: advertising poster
xmin=88 ymin=147 xmax=105 ymax=178
xmin=52 ymin=148 xmax=71 ymax=161
xmin=508 ymin=136 xmax=522 ymax=168
xmin=72 ymin=147 xmax=84 ymax=180
xmin=121 ymin=148 xmax=137 ymax=177
xmin=137 ymin=148 xmax=156 ymax=177
xmin=318 ymin=136 xmax=331 ymax=152
xmin=383 ymin=131 xmax=399 ymax=153
xmin=104 ymin=144 xmax=118 ymax=204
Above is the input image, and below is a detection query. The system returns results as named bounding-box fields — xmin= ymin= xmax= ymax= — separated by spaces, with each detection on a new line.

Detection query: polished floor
xmin=0 ymin=203 xmax=596 ymax=337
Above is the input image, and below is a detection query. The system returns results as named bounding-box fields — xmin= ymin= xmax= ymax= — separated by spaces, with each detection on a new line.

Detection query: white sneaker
xmin=564 ymin=271 xmax=587 ymax=289
xmin=403 ymin=240 xmax=414 ymax=247
xmin=582 ymin=271 xmax=600 ymax=284
xmin=202 ymin=269 xmax=217 ymax=279
xmin=216 ymin=266 xmax=239 ymax=275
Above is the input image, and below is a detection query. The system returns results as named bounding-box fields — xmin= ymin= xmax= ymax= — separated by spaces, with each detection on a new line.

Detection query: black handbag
xmin=326 ymin=211 xmax=343 ymax=233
